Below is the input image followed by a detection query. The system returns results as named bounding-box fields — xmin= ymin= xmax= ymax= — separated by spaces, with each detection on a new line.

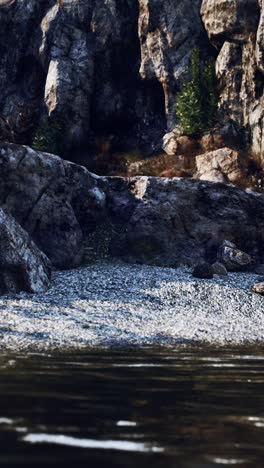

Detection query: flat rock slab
xmin=0 ymin=261 xmax=263 ymax=352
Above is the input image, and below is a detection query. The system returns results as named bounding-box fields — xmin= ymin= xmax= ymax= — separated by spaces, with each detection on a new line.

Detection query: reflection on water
xmin=0 ymin=347 xmax=264 ymax=466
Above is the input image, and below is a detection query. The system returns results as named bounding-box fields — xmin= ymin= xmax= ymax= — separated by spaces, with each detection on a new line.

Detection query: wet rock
xmin=0 ymin=142 xmax=106 ymax=269
xmin=212 ymin=262 xmax=228 ymax=276
xmin=192 ymin=263 xmax=214 ymax=279
xmin=252 ymin=282 xmax=264 ymax=295
xmin=217 ymin=241 xmax=252 ymax=271
xmin=0 ymin=207 xmax=51 ymax=294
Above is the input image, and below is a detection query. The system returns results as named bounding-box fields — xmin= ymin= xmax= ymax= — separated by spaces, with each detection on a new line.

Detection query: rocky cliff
xmin=0 ymin=0 xmax=264 ymax=168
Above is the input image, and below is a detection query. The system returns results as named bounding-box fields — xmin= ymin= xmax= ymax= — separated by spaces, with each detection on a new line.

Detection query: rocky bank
xmin=0 ymin=142 xmax=264 ymax=349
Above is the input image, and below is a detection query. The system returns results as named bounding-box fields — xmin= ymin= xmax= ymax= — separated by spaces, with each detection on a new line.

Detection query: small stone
xmin=212 ymin=262 xmax=228 ymax=276
xmin=252 ymin=282 xmax=264 ymax=295
xmin=192 ymin=263 xmax=214 ymax=279
xmin=217 ymin=241 xmax=251 ymax=271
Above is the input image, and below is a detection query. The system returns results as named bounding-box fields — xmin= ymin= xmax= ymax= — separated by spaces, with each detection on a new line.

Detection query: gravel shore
xmin=0 ymin=261 xmax=264 ymax=352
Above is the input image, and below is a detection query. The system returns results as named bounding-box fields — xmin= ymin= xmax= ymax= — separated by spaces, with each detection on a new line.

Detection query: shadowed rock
xmin=212 ymin=262 xmax=228 ymax=276
xmin=107 ymin=177 xmax=264 ymax=267
xmin=192 ymin=263 xmax=214 ymax=279
xmin=0 ymin=207 xmax=51 ymax=294
xmin=0 ymin=142 xmax=106 ymax=269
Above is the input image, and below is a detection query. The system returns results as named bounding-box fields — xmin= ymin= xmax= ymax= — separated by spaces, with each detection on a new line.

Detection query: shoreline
xmin=0 ymin=261 xmax=264 ymax=353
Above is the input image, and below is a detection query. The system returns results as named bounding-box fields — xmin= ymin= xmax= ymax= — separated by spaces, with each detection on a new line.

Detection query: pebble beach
xmin=0 ymin=261 xmax=264 ymax=352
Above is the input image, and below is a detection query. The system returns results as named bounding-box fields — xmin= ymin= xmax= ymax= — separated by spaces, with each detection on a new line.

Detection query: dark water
xmin=0 ymin=348 xmax=264 ymax=467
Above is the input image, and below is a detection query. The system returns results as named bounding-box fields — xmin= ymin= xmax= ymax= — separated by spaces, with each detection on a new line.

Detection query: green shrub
xmin=32 ymin=118 xmax=63 ymax=155
xmin=175 ymin=48 xmax=218 ymax=136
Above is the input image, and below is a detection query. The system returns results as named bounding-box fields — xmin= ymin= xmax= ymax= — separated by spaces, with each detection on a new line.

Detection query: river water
xmin=0 ymin=347 xmax=264 ymax=467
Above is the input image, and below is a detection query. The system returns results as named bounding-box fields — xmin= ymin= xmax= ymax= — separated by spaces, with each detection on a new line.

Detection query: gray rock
xmin=201 ymin=0 xmax=264 ymax=166
xmin=192 ymin=263 xmax=214 ymax=279
xmin=212 ymin=262 xmax=228 ymax=276
xmin=0 ymin=142 xmax=106 ymax=269
xmin=0 ymin=207 xmax=51 ymax=294
xmin=217 ymin=242 xmax=252 ymax=272
xmin=1 ymin=0 xmax=264 ymax=168
xmin=0 ymin=0 xmax=167 ymax=154
xmin=107 ymin=177 xmax=264 ymax=267
xmin=138 ymin=0 xmax=207 ymax=127
xmin=0 ymin=0 xmax=264 ymax=169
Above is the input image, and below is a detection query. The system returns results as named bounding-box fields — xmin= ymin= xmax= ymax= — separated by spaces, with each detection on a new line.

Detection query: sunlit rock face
xmin=138 ymin=0 xmax=208 ymax=128
xmin=201 ymin=0 xmax=264 ymax=165
xmin=0 ymin=0 xmax=209 ymax=156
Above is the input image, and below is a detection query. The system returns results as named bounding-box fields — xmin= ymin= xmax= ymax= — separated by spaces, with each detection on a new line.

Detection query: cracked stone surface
xmin=0 ymin=207 xmax=51 ymax=294
xmin=0 ymin=142 xmax=106 ymax=269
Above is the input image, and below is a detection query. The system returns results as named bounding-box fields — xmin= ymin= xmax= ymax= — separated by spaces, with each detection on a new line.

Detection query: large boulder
xmin=0 ymin=207 xmax=51 ymax=294
xmin=195 ymin=147 xmax=248 ymax=187
xmin=107 ymin=177 xmax=264 ymax=266
xmin=0 ymin=142 xmax=106 ymax=269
